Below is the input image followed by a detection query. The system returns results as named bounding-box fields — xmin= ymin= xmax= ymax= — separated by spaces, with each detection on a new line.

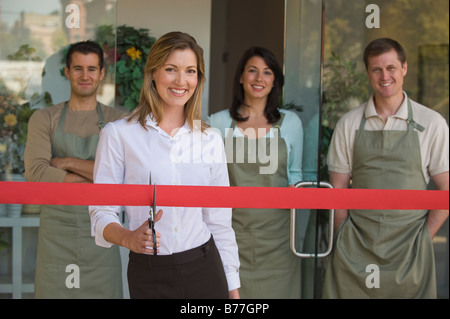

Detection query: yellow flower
xmin=4 ymin=113 xmax=17 ymax=127
xmin=126 ymin=46 xmax=142 ymax=60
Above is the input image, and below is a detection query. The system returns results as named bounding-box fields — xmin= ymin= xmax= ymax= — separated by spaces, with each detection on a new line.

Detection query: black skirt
xmin=127 ymin=235 xmax=229 ymax=299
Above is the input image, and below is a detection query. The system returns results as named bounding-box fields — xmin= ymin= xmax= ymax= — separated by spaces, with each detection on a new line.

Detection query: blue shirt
xmin=207 ymin=108 xmax=303 ymax=185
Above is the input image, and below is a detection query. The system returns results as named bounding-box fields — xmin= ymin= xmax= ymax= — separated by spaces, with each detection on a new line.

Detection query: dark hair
xmin=65 ymin=40 xmax=104 ymax=70
xmin=363 ymin=38 xmax=406 ymax=70
xmin=230 ymin=47 xmax=284 ymax=124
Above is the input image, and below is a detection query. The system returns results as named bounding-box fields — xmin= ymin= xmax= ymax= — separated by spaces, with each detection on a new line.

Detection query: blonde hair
xmin=128 ymin=31 xmax=207 ymax=131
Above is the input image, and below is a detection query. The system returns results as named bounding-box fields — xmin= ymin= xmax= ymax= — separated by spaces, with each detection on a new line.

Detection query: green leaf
xmin=132 ymin=79 xmax=143 ymax=91
xmin=116 ymin=61 xmax=127 ymax=74
xmin=132 ymin=67 xmax=142 ymax=79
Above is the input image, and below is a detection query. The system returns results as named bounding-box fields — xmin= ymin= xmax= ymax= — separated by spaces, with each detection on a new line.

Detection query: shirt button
xmin=174 ymin=227 xmax=178 ymax=232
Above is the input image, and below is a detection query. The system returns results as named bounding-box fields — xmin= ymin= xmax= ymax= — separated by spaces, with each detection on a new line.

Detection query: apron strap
xmin=226 ymin=119 xmax=237 ymax=140
xmin=56 ymin=102 xmax=69 ymax=134
xmin=359 ymin=110 xmax=367 ymax=130
xmin=96 ymin=103 xmax=106 ymax=130
xmin=273 ymin=112 xmax=285 ymax=130
xmin=406 ymin=99 xmax=425 ymax=132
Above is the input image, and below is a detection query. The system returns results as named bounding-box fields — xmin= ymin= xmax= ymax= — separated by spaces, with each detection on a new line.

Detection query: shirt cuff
xmin=93 ymin=214 xmax=122 ymax=248
xmin=225 ymin=270 xmax=241 ymax=291
xmin=288 ymin=173 xmax=302 ymax=185
xmin=327 ymin=165 xmax=351 ymax=174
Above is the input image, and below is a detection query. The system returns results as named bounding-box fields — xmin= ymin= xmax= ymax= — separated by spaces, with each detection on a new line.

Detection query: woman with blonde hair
xmin=90 ymin=31 xmax=240 ymax=299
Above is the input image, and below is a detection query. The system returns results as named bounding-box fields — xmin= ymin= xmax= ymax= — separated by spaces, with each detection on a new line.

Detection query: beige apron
xmin=226 ymin=113 xmax=301 ymax=298
xmin=322 ymin=100 xmax=436 ymax=298
xmin=35 ymin=102 xmax=123 ymax=298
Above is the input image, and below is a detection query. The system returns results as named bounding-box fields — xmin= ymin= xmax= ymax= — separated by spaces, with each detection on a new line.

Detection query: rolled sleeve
xmin=89 ymin=205 xmax=122 ymax=248
xmin=89 ymin=122 xmax=126 ymax=247
xmin=225 ymin=269 xmax=241 ymax=291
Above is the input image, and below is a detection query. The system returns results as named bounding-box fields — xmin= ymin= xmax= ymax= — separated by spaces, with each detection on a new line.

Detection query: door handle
xmin=290 ymin=181 xmax=334 ymax=258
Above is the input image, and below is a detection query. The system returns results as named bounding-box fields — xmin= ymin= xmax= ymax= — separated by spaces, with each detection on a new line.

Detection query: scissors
xmin=148 ymin=174 xmax=158 ymax=256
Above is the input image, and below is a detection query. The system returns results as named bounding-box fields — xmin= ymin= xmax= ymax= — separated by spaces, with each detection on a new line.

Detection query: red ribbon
xmin=0 ymin=181 xmax=448 ymax=210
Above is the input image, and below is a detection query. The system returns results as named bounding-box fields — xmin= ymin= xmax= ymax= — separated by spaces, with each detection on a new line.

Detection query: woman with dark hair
xmin=208 ymin=46 xmax=303 ymax=298
xmin=229 ymin=47 xmax=285 ymax=124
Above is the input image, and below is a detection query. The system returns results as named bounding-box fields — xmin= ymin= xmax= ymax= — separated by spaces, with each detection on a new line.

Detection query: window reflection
xmin=322 ymin=0 xmax=449 ymax=299
xmin=0 ymin=0 xmax=117 ymax=176
xmin=0 ymin=0 xmax=117 ymax=298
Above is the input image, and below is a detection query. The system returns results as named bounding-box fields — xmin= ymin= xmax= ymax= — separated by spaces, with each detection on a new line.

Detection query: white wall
xmin=117 ymin=0 xmax=212 ymax=118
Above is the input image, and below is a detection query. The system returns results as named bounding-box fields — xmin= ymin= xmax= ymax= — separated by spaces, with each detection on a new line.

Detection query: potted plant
xmin=1 ymin=88 xmax=36 ymax=216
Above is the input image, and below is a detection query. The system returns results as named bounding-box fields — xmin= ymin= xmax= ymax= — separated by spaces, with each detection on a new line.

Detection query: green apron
xmin=322 ymin=100 xmax=436 ymax=298
xmin=226 ymin=113 xmax=301 ymax=298
xmin=35 ymin=102 xmax=123 ymax=298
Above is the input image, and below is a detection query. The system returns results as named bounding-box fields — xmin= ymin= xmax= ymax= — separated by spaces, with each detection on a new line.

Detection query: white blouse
xmin=89 ymin=115 xmax=240 ymax=290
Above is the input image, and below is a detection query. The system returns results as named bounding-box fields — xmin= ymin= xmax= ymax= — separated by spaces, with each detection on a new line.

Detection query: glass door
xmin=285 ymin=0 xmax=449 ymax=298
xmin=284 ymin=0 xmax=330 ymax=299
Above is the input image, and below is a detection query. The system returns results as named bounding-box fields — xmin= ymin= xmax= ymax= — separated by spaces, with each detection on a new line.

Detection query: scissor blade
xmin=148 ymin=172 xmax=155 ymax=220
xmin=152 ymin=185 xmax=157 ymax=218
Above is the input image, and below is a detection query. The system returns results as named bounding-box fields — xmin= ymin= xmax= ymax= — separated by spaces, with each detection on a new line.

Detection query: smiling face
xmin=240 ymin=56 xmax=275 ymax=103
xmin=367 ymin=49 xmax=407 ymax=101
xmin=152 ymin=48 xmax=198 ymax=110
xmin=65 ymin=52 xmax=105 ymax=99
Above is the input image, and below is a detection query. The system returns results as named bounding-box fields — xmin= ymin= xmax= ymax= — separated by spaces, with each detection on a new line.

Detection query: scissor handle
xmin=152 ymin=226 xmax=157 ymax=256
xmin=148 ymin=216 xmax=157 ymax=256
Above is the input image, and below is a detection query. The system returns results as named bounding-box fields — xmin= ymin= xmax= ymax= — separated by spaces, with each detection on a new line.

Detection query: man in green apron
xmin=24 ymin=41 xmax=126 ymax=298
xmin=323 ymin=38 xmax=449 ymax=298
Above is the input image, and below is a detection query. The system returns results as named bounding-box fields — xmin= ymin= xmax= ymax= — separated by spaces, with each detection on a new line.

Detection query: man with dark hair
xmin=363 ymin=37 xmax=406 ymax=70
xmin=322 ymin=38 xmax=449 ymax=298
xmin=65 ymin=40 xmax=105 ymax=71
xmin=25 ymin=40 xmax=126 ymax=298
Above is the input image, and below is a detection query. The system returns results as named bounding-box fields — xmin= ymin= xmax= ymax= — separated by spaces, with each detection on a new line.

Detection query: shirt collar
xmin=365 ymin=91 xmax=409 ymax=120
xmin=145 ymin=114 xmax=192 ymax=137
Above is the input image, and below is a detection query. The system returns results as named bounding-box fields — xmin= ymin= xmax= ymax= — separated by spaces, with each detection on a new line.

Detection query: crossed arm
xmin=25 ymin=110 xmax=95 ymax=184
xmin=50 ymin=157 xmax=94 ymax=183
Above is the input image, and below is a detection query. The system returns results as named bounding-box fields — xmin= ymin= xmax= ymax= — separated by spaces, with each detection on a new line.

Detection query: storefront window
xmin=323 ymin=0 xmax=449 ymax=127
xmin=285 ymin=0 xmax=449 ymax=298
xmin=0 ymin=0 xmax=117 ymax=175
xmin=322 ymin=0 xmax=449 ymax=298
xmin=0 ymin=0 xmax=117 ymax=298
